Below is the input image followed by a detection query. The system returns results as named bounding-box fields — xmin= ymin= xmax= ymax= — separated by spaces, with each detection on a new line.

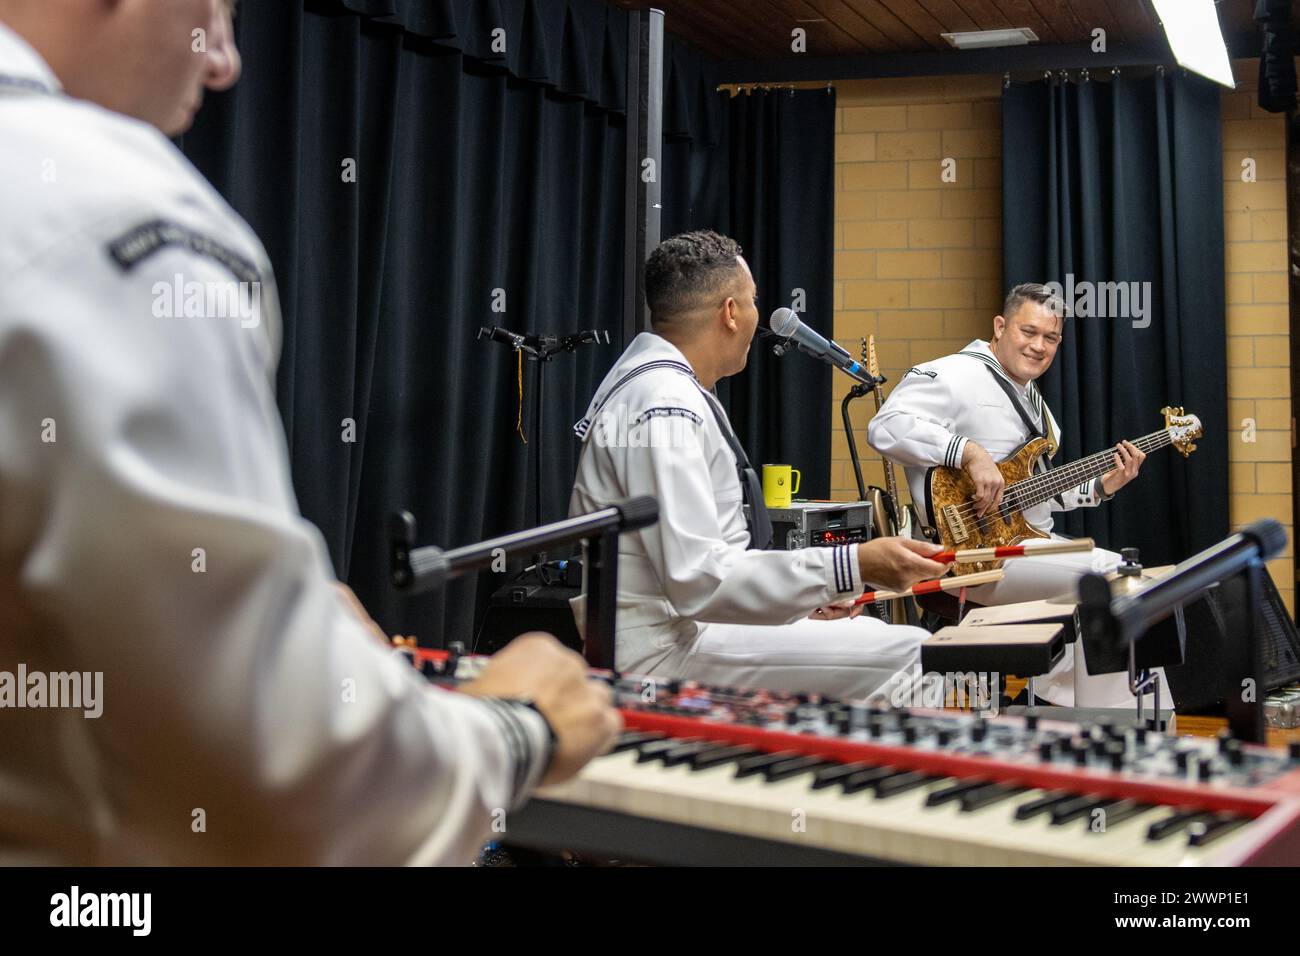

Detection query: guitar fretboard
xmin=1007 ymin=429 xmax=1172 ymax=511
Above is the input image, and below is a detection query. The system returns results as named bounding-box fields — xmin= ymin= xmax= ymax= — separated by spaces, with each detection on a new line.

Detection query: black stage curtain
xmin=1002 ymin=71 xmax=1229 ymax=564
xmin=180 ymin=0 xmax=628 ymax=645
xmin=662 ymin=56 xmax=837 ymax=497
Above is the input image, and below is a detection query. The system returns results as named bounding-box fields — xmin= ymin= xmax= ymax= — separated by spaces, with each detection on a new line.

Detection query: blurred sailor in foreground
xmin=0 ymin=0 xmax=618 ymax=865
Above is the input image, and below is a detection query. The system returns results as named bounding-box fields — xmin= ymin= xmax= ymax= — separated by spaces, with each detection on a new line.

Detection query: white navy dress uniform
xmin=569 ymin=332 xmax=927 ymax=700
xmin=867 ymin=339 xmax=1172 ymax=708
xmin=0 ymin=23 xmax=552 ymax=865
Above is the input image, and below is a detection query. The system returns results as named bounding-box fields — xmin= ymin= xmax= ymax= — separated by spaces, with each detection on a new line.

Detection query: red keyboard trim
xmin=620 ymin=709 xmax=1284 ymax=818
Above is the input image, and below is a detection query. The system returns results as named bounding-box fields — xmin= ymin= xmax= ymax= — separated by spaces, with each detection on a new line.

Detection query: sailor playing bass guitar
xmin=867 ymin=283 xmax=1200 ymax=708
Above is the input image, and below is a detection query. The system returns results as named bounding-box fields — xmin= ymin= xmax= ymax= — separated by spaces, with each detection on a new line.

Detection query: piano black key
xmin=1187 ymin=815 xmax=1250 ymax=848
xmin=925 ymin=778 xmax=990 ymax=808
xmin=689 ymin=744 xmax=760 ymax=771
xmin=659 ymin=740 xmax=716 ymax=767
xmin=635 ymin=737 xmax=700 ymax=763
xmin=1014 ymin=791 xmax=1074 ymax=821
xmin=734 ymin=750 xmax=800 ymax=779
xmin=841 ymin=766 xmax=904 ymax=795
xmin=609 ymin=731 xmax=665 ymax=754
xmin=811 ymin=762 xmax=874 ymax=790
xmin=874 ymin=771 xmax=936 ymax=799
xmin=764 ymin=755 xmax=833 ymax=783
xmin=1082 ymin=800 xmax=1155 ymax=832
xmin=960 ymin=783 xmax=1028 ymax=813
xmin=1146 ymin=809 xmax=1213 ymax=842
xmin=1050 ymin=796 xmax=1119 ymax=826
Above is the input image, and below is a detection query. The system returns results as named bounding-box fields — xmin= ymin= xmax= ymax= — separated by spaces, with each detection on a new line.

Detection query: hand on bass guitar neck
xmin=925 ymin=407 xmax=1202 ymax=574
xmin=965 ymin=440 xmax=1146 ymax=517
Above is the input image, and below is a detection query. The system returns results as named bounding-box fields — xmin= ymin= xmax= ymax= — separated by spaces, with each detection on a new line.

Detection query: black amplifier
xmin=766 ymin=500 xmax=874 ymax=551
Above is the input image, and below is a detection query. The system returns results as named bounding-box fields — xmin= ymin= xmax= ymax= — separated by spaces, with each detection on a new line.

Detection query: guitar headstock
xmin=867 ymin=334 xmax=882 ymax=379
xmin=1162 ymin=406 xmax=1203 ymax=458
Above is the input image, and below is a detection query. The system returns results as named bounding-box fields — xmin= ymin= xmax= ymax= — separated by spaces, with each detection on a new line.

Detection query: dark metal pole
xmin=622 ymin=8 xmax=665 ymax=345
xmin=583 ymin=529 xmax=621 ymax=670
xmin=1219 ymin=560 xmax=1267 ymax=743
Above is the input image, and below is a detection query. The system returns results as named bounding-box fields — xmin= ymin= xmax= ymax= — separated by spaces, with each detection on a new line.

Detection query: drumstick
xmin=933 ymin=537 xmax=1095 ymax=564
xmin=852 ymin=569 xmax=1004 ymax=606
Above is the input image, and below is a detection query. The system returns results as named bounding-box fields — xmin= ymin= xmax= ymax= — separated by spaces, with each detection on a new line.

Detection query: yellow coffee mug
xmin=762 ymin=464 xmax=800 ymax=509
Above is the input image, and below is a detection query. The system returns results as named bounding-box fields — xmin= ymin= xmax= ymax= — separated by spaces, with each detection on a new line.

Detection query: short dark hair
xmin=1003 ymin=282 xmax=1065 ymax=323
xmin=644 ymin=230 xmax=745 ymax=326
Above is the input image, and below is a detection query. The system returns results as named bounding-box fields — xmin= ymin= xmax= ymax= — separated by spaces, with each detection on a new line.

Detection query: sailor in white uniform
xmin=570 ymin=231 xmax=945 ymax=700
xmin=0 ymin=0 xmax=616 ymax=865
xmin=867 ymin=283 xmax=1170 ymax=708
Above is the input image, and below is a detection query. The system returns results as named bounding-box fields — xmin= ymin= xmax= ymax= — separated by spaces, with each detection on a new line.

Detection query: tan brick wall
xmin=1222 ymin=60 xmax=1294 ymax=613
xmin=830 ymin=66 xmax=1294 ymax=613
xmin=831 ymin=75 xmax=1003 ymax=502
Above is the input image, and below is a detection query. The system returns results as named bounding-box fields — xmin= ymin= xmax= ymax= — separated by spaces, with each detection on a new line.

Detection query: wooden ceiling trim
xmin=664 ymin=1 xmax=783 ymax=58
xmin=802 ymin=0 xmax=895 ymax=53
xmin=916 ymin=0 xmax=981 ymax=34
xmin=948 ymin=0 xmax=1015 ymax=30
xmin=989 ymin=0 xmax=1061 ymax=42
xmin=1062 ymin=0 xmax=1125 ymax=38
xmin=610 ymin=1 xmax=756 ymax=59
xmin=849 ymin=0 xmax=950 ymax=51
xmin=759 ymin=0 xmax=880 ymax=55
xmin=1102 ymin=0 xmax=1155 ymax=38
xmin=1028 ymin=0 xmax=1092 ymax=43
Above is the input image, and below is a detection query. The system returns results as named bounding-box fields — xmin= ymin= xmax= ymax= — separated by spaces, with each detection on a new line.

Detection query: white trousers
xmin=965 ymin=536 xmax=1174 ymax=709
xmin=616 ymin=615 xmax=928 ymax=702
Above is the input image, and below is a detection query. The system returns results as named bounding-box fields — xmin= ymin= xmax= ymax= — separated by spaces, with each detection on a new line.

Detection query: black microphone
xmin=767 ymin=307 xmax=872 ymax=385
xmin=477 ymin=325 xmax=531 ymax=349
xmin=557 ymin=329 xmax=611 ymax=351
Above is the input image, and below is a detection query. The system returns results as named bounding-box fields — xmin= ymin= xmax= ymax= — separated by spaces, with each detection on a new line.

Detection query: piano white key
xmin=533 ymin=747 xmax=1265 ymax=866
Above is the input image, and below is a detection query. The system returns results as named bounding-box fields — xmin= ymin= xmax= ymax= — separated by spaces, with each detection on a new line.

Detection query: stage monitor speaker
xmin=1164 ymin=564 xmax=1300 ymax=711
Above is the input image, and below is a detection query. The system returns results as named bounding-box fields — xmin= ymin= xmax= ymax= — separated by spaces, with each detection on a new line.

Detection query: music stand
xmin=1077 ymin=518 xmax=1287 ymax=742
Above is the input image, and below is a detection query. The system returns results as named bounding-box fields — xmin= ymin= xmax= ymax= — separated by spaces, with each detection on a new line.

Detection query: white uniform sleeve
xmin=866 ymin=366 xmax=970 ymax=471
xmin=1050 ymin=476 xmax=1105 ymax=512
xmin=0 ymin=225 xmax=550 ymax=865
xmin=612 ymin=408 xmax=861 ymax=625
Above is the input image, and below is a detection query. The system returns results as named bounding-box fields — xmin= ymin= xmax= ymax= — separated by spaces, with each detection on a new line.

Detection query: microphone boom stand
xmin=478 ymin=326 xmax=610 ymax=530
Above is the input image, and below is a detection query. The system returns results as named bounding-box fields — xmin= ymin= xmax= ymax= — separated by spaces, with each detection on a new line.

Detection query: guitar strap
xmin=982 ymin=365 xmax=1046 ymax=442
xmin=978 ymin=364 xmax=1064 ymax=505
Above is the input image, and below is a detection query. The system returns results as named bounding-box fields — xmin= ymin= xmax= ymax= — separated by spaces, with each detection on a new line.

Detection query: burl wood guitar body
xmin=925 ymin=436 xmax=1051 ymax=573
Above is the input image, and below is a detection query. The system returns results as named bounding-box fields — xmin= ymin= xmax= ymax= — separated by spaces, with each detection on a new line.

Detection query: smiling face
xmin=990 ymin=300 xmax=1062 ymax=385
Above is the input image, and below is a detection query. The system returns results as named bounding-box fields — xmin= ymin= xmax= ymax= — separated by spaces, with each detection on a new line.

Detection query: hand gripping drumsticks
xmin=852 ymin=569 xmax=1004 ymax=607
xmin=931 ymin=537 xmax=1095 ymax=565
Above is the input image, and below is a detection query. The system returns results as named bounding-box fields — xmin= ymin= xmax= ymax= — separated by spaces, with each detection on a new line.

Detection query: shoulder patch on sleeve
xmin=904 ymin=366 xmax=938 ymax=379
xmin=107 ymin=219 xmax=260 ymax=285
xmin=630 ymin=406 xmax=703 ymax=427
